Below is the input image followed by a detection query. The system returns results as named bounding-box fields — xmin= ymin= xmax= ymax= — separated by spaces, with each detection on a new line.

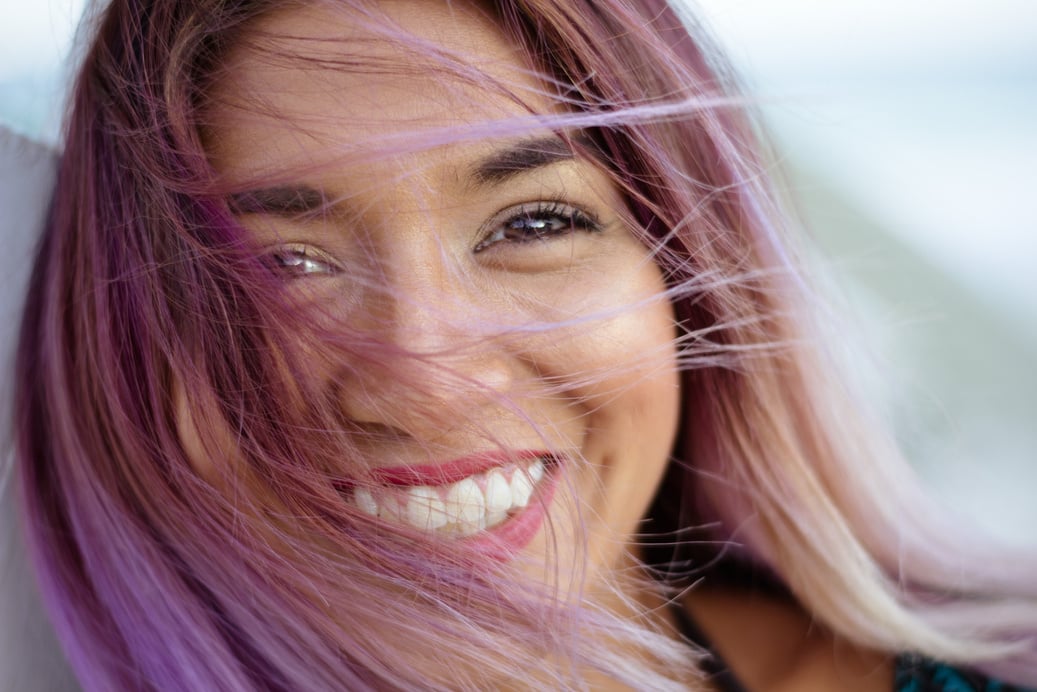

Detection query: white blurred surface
xmin=0 ymin=128 xmax=79 ymax=692
xmin=692 ymin=0 xmax=1037 ymax=81
xmin=769 ymin=85 xmax=1037 ymax=344
xmin=0 ymin=0 xmax=87 ymax=142
xmin=0 ymin=0 xmax=87 ymax=78
xmin=692 ymin=0 xmax=1037 ymax=330
xmin=692 ymin=0 xmax=1037 ymax=544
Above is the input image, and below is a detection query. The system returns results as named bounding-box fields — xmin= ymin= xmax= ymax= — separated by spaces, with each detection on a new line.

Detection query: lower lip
xmin=462 ymin=459 xmax=563 ymax=562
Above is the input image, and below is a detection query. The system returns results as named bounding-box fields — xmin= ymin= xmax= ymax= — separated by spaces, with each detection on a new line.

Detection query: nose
xmin=333 ymin=225 xmax=518 ymax=441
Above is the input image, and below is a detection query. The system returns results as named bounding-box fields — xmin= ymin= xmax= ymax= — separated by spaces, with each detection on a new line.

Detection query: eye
xmin=474 ymin=201 xmax=602 ymax=253
xmin=265 ymin=243 xmax=342 ymax=277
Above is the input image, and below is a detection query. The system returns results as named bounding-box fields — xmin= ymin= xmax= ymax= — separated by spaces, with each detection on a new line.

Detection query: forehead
xmin=207 ymin=0 xmax=554 ymax=180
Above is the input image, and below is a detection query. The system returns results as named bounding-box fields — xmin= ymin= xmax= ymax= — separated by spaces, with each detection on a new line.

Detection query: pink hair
xmin=15 ymin=0 xmax=1037 ymax=689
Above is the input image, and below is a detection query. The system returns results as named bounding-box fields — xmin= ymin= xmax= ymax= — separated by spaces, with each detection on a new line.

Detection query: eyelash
xmin=473 ymin=200 xmax=603 ymax=254
xmin=264 ymin=200 xmax=603 ymax=276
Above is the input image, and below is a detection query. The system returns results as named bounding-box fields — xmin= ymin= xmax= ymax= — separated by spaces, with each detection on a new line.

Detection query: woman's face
xmin=206 ymin=0 xmax=680 ymax=577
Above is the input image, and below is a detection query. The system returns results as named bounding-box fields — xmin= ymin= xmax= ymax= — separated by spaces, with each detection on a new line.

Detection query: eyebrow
xmin=229 ymin=134 xmax=590 ymax=217
xmin=229 ymin=186 xmax=328 ymax=217
xmin=468 ymin=134 xmax=581 ymax=187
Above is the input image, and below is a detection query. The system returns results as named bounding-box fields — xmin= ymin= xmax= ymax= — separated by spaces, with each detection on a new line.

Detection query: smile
xmin=351 ymin=453 xmax=554 ymax=537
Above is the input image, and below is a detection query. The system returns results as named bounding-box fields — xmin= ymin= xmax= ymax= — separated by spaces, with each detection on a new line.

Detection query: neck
xmin=683 ymin=584 xmax=894 ymax=692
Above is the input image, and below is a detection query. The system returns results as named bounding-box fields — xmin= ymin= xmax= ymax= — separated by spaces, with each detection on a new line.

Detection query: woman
xmin=15 ymin=0 xmax=1037 ymax=689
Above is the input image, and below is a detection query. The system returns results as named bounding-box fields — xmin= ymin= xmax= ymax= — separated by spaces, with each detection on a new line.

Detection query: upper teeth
xmin=352 ymin=458 xmax=547 ymax=536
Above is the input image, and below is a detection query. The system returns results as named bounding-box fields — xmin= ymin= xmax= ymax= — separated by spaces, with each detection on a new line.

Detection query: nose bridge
xmin=385 ymin=232 xmax=458 ymax=352
xmin=346 ymin=210 xmax=516 ymax=427
xmin=353 ymin=159 xmax=479 ymax=354
xmin=375 ymin=217 xmax=471 ymax=354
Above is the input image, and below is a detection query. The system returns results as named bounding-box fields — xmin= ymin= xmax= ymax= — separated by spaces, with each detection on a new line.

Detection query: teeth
xmin=349 ymin=457 xmax=551 ymax=535
xmin=354 ymin=487 xmax=378 ymax=516
xmin=406 ymin=485 xmax=448 ymax=530
xmin=483 ymin=469 xmax=513 ymax=527
xmin=528 ymin=459 xmax=545 ymax=484
xmin=484 ymin=469 xmax=512 ymax=515
xmin=510 ymin=467 xmax=534 ymax=509
xmin=444 ymin=477 xmax=485 ymax=536
xmin=377 ymin=494 xmax=405 ymax=522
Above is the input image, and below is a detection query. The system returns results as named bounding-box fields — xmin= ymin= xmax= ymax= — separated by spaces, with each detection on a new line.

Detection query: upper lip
xmin=366 ymin=449 xmax=551 ymax=487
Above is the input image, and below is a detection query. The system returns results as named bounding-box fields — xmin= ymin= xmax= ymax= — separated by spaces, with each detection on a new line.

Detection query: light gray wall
xmin=0 ymin=127 xmax=79 ymax=692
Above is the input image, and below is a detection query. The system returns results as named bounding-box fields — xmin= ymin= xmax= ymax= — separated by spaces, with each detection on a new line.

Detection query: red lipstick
xmin=370 ymin=449 xmax=549 ymax=487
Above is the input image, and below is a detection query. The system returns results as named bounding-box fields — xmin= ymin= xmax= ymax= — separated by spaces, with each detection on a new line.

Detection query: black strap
xmin=670 ymin=601 xmax=752 ymax=692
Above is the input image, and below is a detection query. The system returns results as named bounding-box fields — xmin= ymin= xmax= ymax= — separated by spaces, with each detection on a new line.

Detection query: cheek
xmin=524 ymin=258 xmax=680 ymax=465
xmin=577 ymin=305 xmax=681 ymax=470
xmin=530 ymin=255 xmax=678 ymax=406
xmin=544 ymin=290 xmax=680 ymax=567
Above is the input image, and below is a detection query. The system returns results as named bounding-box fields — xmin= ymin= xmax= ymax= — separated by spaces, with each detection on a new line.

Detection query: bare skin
xmin=679 ymin=587 xmax=894 ymax=692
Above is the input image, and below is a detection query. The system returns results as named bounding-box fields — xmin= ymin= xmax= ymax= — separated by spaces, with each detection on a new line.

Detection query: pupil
xmin=510 ymin=216 xmax=557 ymax=235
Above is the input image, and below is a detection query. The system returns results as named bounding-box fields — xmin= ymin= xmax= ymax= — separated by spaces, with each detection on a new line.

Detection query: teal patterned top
xmin=895 ymin=656 xmax=1035 ymax=692
xmin=667 ymin=597 xmax=1032 ymax=692
xmin=670 ymin=600 xmax=1035 ymax=691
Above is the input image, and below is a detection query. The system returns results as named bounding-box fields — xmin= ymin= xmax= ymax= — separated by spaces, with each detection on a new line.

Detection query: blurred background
xmin=1 ymin=0 xmax=1033 ymax=544
xmin=686 ymin=0 xmax=1037 ymax=546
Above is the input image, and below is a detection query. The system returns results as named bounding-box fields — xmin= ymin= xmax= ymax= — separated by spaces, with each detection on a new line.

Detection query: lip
xmin=368 ymin=449 xmax=550 ymax=487
xmin=332 ymin=450 xmax=565 ymax=561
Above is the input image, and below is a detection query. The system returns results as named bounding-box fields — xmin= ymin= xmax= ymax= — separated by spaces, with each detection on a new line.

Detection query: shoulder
xmin=894 ymin=656 xmax=1037 ymax=692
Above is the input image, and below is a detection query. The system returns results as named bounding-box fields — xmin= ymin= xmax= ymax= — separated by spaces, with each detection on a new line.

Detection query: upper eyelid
xmin=263 ymin=241 xmax=331 ymax=255
xmin=481 ymin=199 xmax=603 ymax=232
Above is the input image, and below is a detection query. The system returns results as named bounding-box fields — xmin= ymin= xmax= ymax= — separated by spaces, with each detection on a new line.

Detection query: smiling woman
xmin=197 ymin=3 xmax=681 ymax=583
xmin=13 ymin=0 xmax=1037 ymax=690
